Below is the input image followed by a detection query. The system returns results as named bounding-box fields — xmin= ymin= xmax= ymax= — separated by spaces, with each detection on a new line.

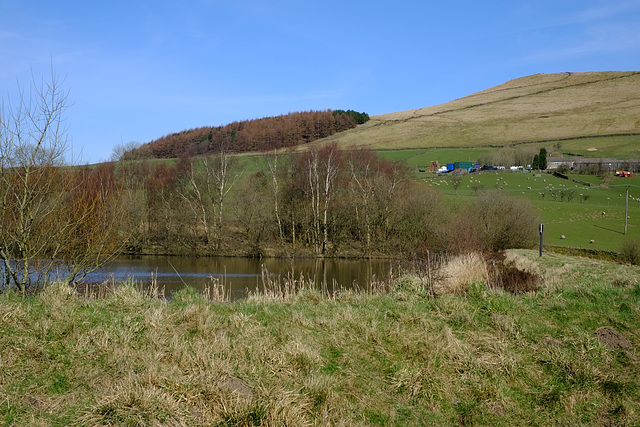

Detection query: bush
xmin=620 ymin=238 xmax=640 ymax=265
xmin=447 ymin=190 xmax=540 ymax=254
xmin=389 ymin=184 xmax=448 ymax=255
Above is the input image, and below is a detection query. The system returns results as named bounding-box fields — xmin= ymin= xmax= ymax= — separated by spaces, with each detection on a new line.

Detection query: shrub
xmin=448 ymin=190 xmax=540 ymax=254
xmin=619 ymin=238 xmax=640 ymax=265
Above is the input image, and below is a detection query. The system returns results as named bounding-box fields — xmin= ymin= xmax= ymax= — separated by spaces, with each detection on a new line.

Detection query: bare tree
xmin=0 ymin=69 xmax=125 ymax=294
xmin=59 ymin=164 xmax=127 ymax=283
xmin=303 ymin=145 xmax=341 ymax=254
xmin=347 ymin=149 xmax=404 ymax=254
xmin=111 ymin=140 xmax=142 ymax=161
xmin=265 ymin=150 xmax=284 ymax=242
xmin=203 ymin=139 xmax=242 ymax=250
xmin=177 ymin=156 xmax=213 ymax=244
xmin=0 ymin=69 xmax=70 ymax=293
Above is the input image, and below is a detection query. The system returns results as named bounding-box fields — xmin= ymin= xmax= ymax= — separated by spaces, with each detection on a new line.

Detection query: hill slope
xmin=317 ymin=71 xmax=640 ymax=157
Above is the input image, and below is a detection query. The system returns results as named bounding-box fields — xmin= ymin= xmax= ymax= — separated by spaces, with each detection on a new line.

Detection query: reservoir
xmin=84 ymin=255 xmax=394 ymax=299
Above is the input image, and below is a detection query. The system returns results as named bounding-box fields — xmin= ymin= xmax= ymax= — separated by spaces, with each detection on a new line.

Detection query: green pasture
xmin=428 ymin=171 xmax=640 ymax=252
xmin=556 ymin=135 xmax=640 ymax=158
xmin=378 ymin=148 xmax=492 ymax=170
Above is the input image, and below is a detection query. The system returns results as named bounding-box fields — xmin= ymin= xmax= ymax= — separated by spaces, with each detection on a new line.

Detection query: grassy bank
xmin=1 ymin=250 xmax=639 ymax=425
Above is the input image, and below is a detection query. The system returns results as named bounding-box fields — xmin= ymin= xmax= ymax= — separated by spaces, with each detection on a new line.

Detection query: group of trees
xmin=121 ymin=110 xmax=368 ymax=160
xmin=478 ymin=145 xmax=547 ymax=168
xmin=0 ymin=71 xmax=126 ymax=294
xmin=333 ymin=109 xmax=370 ymax=125
xmin=109 ymin=143 xmax=540 ymax=260
xmin=531 ymin=147 xmax=548 ymax=170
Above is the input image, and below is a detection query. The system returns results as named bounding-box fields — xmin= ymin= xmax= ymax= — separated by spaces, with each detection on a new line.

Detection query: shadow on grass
xmin=593 ymin=224 xmax=624 ymax=235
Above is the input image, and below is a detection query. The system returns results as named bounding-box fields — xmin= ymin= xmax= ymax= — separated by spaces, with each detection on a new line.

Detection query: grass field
xmin=378 ymin=148 xmax=493 ymax=169
xmin=428 ymin=171 xmax=640 ymax=252
xmin=1 ymin=250 xmax=638 ymax=425
xmin=553 ymin=135 xmax=640 ymax=159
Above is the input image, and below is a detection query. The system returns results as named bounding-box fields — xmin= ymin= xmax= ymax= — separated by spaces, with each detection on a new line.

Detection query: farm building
xmin=445 ymin=162 xmax=477 ymax=172
xmin=548 ymin=157 xmax=640 ymax=172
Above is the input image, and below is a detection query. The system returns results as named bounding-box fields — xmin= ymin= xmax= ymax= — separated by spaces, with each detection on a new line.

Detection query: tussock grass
xmin=1 ymin=250 xmax=639 ymax=425
xmin=434 ymin=252 xmax=488 ymax=295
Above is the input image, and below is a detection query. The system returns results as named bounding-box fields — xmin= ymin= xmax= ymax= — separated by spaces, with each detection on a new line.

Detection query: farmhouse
xmin=547 ymin=157 xmax=640 ymax=173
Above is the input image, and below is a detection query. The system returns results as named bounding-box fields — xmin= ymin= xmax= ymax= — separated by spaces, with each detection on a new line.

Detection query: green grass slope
xmin=318 ymin=71 xmax=640 ymax=157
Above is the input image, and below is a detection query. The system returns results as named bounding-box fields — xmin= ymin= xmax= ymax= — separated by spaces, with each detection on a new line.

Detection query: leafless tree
xmin=204 ymin=139 xmax=242 ymax=250
xmin=265 ymin=150 xmax=284 ymax=242
xmin=177 ymin=156 xmax=213 ymax=243
xmin=304 ymin=145 xmax=341 ymax=254
xmin=0 ymin=69 xmax=125 ymax=294
xmin=111 ymin=140 xmax=142 ymax=161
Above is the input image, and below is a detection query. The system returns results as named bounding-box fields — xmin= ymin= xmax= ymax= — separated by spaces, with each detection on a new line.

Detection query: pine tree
xmin=539 ymin=148 xmax=547 ymax=170
xmin=532 ymin=154 xmax=540 ymax=170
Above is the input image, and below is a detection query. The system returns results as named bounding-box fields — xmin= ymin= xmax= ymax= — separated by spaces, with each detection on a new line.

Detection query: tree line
xmin=111 ymin=143 xmax=539 ymax=261
xmin=121 ymin=110 xmax=369 ymax=160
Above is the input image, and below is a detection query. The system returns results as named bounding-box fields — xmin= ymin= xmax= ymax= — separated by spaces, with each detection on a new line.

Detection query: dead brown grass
xmin=433 ymin=252 xmax=489 ymax=295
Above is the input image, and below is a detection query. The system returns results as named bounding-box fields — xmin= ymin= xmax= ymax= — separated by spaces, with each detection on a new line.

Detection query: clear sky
xmin=2 ymin=0 xmax=639 ymax=163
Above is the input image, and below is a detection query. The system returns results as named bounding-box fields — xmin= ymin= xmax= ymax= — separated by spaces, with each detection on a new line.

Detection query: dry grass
xmin=433 ymin=252 xmax=489 ymax=295
xmin=314 ymin=71 xmax=640 ymax=155
xmin=252 ymin=265 xmax=319 ymax=301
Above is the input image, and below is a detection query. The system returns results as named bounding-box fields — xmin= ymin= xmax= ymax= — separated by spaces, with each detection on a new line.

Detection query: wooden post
xmin=539 ymin=223 xmax=544 ymax=257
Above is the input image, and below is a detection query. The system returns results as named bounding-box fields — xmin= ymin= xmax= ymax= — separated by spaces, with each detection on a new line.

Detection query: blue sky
xmin=2 ymin=0 xmax=639 ymax=163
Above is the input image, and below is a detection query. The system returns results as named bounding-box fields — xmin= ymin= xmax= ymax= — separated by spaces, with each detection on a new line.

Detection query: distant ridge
xmin=315 ymin=71 xmax=640 ymax=157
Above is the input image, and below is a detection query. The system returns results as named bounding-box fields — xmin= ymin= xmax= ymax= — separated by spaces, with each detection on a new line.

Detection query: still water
xmin=84 ymin=256 xmax=394 ymax=299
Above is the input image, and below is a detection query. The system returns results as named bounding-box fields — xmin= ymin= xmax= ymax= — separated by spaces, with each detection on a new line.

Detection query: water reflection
xmin=84 ymin=256 xmax=393 ymax=299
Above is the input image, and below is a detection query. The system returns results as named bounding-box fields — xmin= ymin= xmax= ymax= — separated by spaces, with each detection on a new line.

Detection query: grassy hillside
xmin=316 ymin=72 xmax=640 ymax=157
xmin=429 ymin=171 xmax=640 ymax=253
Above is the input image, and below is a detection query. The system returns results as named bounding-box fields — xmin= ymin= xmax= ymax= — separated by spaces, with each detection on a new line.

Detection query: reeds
xmin=201 ymin=275 xmax=230 ymax=302
xmin=254 ymin=264 xmax=318 ymax=300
